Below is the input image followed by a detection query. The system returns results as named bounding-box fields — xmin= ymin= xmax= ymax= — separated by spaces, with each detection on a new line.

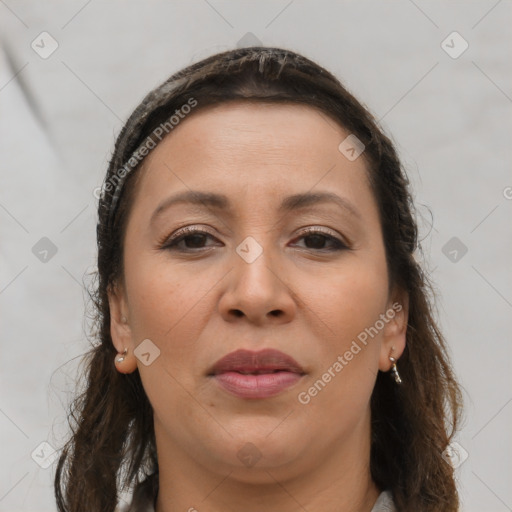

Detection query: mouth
xmin=207 ymin=348 xmax=306 ymax=399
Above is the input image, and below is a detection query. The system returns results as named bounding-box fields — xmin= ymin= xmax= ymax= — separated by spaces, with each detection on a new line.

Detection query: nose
xmin=218 ymin=240 xmax=296 ymax=326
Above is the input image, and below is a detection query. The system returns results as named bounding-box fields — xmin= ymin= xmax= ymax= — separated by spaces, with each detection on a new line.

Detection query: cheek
xmin=124 ymin=260 xmax=210 ymax=420
xmin=303 ymin=256 xmax=389 ymax=347
xmin=125 ymin=252 xmax=200 ymax=330
xmin=123 ymin=255 xmax=202 ymax=365
xmin=295 ymin=252 xmax=388 ymax=411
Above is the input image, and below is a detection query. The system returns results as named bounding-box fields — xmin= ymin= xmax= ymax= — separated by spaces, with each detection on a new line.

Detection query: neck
xmin=154 ymin=414 xmax=380 ymax=512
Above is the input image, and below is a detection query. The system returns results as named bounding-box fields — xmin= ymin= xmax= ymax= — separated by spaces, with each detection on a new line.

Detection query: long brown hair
xmin=54 ymin=47 xmax=463 ymax=512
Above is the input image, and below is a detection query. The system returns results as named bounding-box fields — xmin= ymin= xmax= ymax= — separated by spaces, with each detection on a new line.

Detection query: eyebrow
xmin=150 ymin=190 xmax=362 ymax=225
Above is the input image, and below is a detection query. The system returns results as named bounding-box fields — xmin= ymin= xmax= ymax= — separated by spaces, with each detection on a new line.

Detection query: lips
xmin=208 ymin=348 xmax=305 ymax=375
xmin=208 ymin=348 xmax=305 ymax=399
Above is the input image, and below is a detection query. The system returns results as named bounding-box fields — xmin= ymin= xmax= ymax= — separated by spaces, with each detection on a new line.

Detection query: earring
xmin=389 ymin=348 xmax=402 ymax=385
xmin=116 ymin=348 xmax=128 ymax=363
xmin=121 ymin=316 xmax=127 ymax=324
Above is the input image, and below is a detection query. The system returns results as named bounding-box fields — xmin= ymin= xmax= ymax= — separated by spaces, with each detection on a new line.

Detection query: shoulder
xmin=118 ymin=479 xmax=395 ymax=512
xmin=117 ymin=475 xmax=158 ymax=512
xmin=371 ymin=490 xmax=396 ymax=512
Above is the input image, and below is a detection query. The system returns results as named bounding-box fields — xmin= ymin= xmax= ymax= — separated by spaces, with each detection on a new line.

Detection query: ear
xmin=107 ymin=281 xmax=132 ymax=354
xmin=378 ymin=289 xmax=409 ymax=372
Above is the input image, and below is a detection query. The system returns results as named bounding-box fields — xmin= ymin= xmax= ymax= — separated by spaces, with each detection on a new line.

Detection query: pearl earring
xmin=116 ymin=348 xmax=128 ymax=363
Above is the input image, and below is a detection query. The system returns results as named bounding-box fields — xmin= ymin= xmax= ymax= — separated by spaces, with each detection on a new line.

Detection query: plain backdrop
xmin=0 ymin=1 xmax=511 ymax=511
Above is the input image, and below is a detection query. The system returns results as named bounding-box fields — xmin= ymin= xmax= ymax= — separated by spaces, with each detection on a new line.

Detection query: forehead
xmin=130 ymin=101 xmax=375 ymax=216
xmin=145 ymin=101 xmax=352 ymax=169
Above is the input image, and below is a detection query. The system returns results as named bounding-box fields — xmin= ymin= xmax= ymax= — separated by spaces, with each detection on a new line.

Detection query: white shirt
xmin=119 ymin=482 xmax=396 ymax=512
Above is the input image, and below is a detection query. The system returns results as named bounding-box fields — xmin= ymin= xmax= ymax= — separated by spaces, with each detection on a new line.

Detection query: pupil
xmin=306 ymin=235 xmax=325 ymax=249
xmin=187 ymin=234 xmax=205 ymax=248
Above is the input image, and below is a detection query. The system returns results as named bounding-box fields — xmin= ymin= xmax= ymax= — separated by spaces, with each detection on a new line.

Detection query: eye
xmin=291 ymin=227 xmax=349 ymax=252
xmin=160 ymin=226 xmax=350 ymax=253
xmin=160 ymin=226 xmax=220 ymax=252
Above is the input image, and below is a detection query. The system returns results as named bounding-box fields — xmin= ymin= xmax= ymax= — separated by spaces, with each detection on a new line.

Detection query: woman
xmin=54 ymin=46 xmax=463 ymax=512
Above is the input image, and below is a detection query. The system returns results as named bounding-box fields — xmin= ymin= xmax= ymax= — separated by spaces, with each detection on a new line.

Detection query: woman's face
xmin=109 ymin=101 xmax=407 ymax=482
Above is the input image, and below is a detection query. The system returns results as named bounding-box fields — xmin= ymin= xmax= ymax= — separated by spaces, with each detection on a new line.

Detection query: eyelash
xmin=159 ymin=226 xmax=350 ymax=253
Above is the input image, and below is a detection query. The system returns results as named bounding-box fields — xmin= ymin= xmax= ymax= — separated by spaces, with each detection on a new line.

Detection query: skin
xmin=108 ymin=102 xmax=408 ymax=512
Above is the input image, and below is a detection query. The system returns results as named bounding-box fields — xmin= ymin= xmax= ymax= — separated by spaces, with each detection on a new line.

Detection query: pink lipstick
xmin=208 ymin=348 xmax=305 ymax=399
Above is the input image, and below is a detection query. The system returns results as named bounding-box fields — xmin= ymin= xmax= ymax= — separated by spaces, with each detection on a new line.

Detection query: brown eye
xmin=162 ymin=228 xmax=220 ymax=252
xmin=175 ymin=233 xmax=211 ymax=249
xmin=292 ymin=228 xmax=349 ymax=252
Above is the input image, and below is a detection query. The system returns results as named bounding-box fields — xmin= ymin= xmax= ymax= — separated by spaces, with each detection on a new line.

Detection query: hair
xmin=54 ymin=46 xmax=463 ymax=512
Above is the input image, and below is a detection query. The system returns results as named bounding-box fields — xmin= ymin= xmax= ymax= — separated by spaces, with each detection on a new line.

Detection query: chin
xmin=206 ymin=423 xmax=311 ymax=479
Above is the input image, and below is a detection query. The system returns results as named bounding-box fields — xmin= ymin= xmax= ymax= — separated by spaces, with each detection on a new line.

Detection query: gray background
xmin=1 ymin=1 xmax=511 ymax=510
